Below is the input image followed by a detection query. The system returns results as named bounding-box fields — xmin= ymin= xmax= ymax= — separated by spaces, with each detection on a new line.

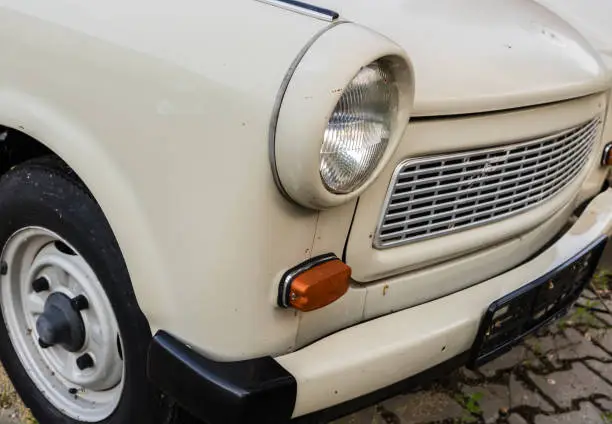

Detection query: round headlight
xmin=320 ymin=61 xmax=399 ymax=194
xmin=272 ymin=22 xmax=414 ymax=209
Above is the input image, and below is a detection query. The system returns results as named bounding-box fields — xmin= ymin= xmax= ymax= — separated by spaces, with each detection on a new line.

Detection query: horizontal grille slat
xmin=380 ymin=144 xmax=590 ymax=237
xmin=384 ymin=134 xmax=593 ymax=222
xmin=392 ymin=118 xmax=599 ymax=190
xmin=394 ymin=118 xmax=599 ymax=181
xmin=390 ymin=121 xmax=599 ymax=202
xmin=389 ymin=124 xmax=597 ymax=209
xmin=375 ymin=117 xmax=602 ymax=248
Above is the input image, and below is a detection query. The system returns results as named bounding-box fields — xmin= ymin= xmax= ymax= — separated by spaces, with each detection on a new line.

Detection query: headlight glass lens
xmin=320 ymin=60 xmax=399 ymax=194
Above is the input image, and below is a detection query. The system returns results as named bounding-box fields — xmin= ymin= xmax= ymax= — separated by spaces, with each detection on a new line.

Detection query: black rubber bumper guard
xmin=147 ymin=330 xmax=470 ymax=424
xmin=147 ymin=331 xmax=297 ymax=424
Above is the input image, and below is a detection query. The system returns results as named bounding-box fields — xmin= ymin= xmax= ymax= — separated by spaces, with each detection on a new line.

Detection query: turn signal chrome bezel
xmin=278 ymin=254 xmax=351 ymax=312
xmin=602 ymin=142 xmax=612 ymax=166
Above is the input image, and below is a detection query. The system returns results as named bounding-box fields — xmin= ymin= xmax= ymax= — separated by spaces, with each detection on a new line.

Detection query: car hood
xmin=534 ymin=0 xmax=612 ymax=69
xmin=309 ymin=0 xmax=610 ymax=116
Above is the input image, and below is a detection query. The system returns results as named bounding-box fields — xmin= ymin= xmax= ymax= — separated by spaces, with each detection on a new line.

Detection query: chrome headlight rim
xmin=271 ymin=23 xmax=414 ymax=210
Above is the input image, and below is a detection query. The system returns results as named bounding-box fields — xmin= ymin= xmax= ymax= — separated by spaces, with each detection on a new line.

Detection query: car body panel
xmin=345 ymin=94 xmax=607 ymax=282
xmin=297 ymin=92 xmax=612 ymax=348
xmin=0 ymin=0 xmax=331 ymax=360
xmin=308 ymin=0 xmax=610 ymax=116
xmin=535 ymin=0 xmax=612 ymax=60
xmin=0 ymin=0 xmax=610 ymax=366
xmin=278 ymin=188 xmax=612 ymax=417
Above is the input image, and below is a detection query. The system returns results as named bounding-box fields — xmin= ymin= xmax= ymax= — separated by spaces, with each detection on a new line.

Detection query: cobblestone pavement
xmin=332 ymin=278 xmax=612 ymax=424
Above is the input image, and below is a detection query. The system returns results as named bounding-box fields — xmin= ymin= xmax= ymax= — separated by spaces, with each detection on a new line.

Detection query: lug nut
xmin=32 ymin=277 xmax=50 ymax=293
xmin=76 ymin=353 xmax=94 ymax=370
xmin=71 ymin=295 xmax=89 ymax=311
xmin=38 ymin=338 xmax=51 ymax=349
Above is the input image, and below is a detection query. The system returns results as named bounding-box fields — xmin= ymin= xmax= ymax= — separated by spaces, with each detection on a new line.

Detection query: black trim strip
xmin=147 ymin=331 xmax=297 ymax=424
xmin=257 ymin=0 xmax=339 ymax=21
xmin=602 ymin=141 xmax=612 ymax=166
xmin=341 ymin=198 xmax=359 ymax=263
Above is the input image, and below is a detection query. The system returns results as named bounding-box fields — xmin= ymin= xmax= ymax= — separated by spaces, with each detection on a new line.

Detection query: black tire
xmin=0 ymin=157 xmax=166 ymax=424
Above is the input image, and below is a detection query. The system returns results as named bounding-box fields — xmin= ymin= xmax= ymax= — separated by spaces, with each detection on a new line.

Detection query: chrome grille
xmin=375 ymin=117 xmax=602 ymax=248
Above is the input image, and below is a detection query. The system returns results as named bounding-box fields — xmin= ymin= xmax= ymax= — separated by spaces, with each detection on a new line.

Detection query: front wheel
xmin=0 ymin=159 xmax=164 ymax=424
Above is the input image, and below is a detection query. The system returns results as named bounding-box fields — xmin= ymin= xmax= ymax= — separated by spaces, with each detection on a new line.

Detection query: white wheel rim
xmin=0 ymin=227 xmax=124 ymax=422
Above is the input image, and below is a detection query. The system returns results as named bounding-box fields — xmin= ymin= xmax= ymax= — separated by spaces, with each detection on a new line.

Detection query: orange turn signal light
xmin=278 ymin=254 xmax=351 ymax=312
xmin=602 ymin=142 xmax=612 ymax=166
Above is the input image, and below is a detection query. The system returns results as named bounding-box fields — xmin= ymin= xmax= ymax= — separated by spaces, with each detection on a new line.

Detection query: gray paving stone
xmin=534 ymin=402 xmax=605 ymax=424
xmin=577 ymin=298 xmax=607 ymax=309
xmin=585 ymin=360 xmax=612 ymax=385
xmin=509 ymin=374 xmax=555 ymax=413
xmin=478 ymin=345 xmax=531 ymax=376
xmin=520 ymin=356 xmax=546 ymax=370
xmin=459 ymin=367 xmax=481 ymax=381
xmin=593 ymin=329 xmax=612 ymax=353
xmin=380 ymin=391 xmax=463 ymax=423
xmin=508 ymin=414 xmax=529 ymax=424
xmin=596 ymin=312 xmax=612 ymax=327
xmin=331 ymin=405 xmax=382 ymax=424
xmin=595 ymin=397 xmax=612 ymax=411
xmin=0 ymin=409 xmax=22 ymax=424
xmin=582 ymin=294 xmax=598 ymax=302
xmin=530 ymin=363 xmax=611 ymax=409
xmin=557 ymin=328 xmax=609 ymax=361
xmin=525 ymin=333 xmax=574 ymax=358
xmin=462 ymin=383 xmax=510 ymax=423
xmin=563 ymin=306 xmax=608 ymax=330
xmin=535 ymin=323 xmax=562 ymax=337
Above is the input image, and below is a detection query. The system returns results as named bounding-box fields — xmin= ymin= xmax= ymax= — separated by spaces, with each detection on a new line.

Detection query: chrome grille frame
xmin=375 ymin=117 xmax=602 ymax=249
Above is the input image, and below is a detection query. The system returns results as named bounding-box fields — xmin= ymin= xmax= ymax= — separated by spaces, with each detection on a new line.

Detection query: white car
xmin=0 ymin=1 xmax=610 ymax=423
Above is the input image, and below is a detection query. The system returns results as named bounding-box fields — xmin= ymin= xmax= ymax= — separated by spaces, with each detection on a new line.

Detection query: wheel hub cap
xmin=36 ymin=292 xmax=86 ymax=352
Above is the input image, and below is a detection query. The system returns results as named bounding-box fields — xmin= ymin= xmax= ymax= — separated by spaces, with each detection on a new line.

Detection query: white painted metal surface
xmin=535 ymin=0 xmax=612 ymax=62
xmin=278 ymin=189 xmax=612 ymax=417
xmin=0 ymin=4 xmax=609 ymax=419
xmin=0 ymin=0 xmax=327 ymax=360
xmin=308 ymin=0 xmax=611 ymax=116
xmin=346 ymin=94 xmax=607 ymax=283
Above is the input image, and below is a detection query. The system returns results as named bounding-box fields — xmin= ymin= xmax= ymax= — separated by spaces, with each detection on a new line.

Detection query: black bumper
xmin=147 ymin=331 xmax=297 ymax=424
xmin=147 ymin=330 xmax=470 ymax=424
